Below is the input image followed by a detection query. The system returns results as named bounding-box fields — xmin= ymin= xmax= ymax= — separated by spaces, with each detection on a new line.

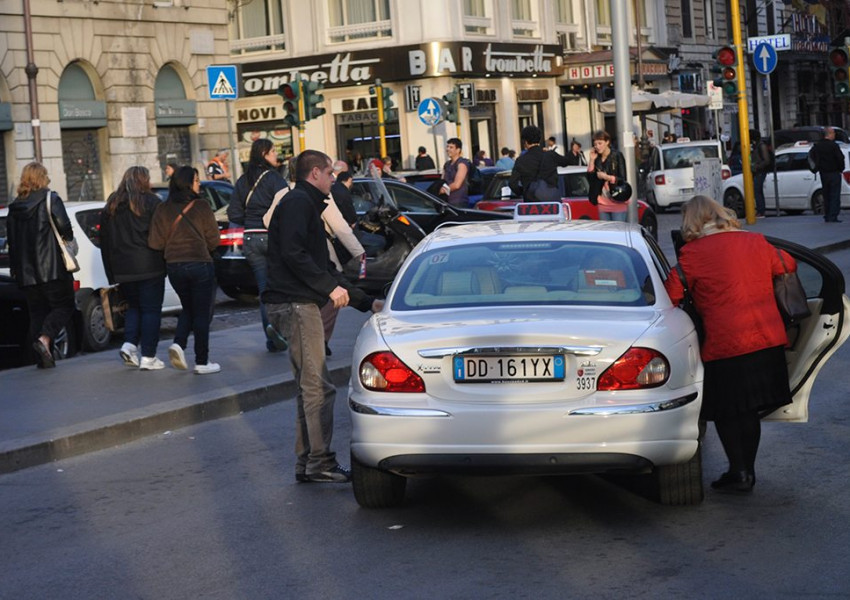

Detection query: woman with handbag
xmin=100 ymin=166 xmax=166 ymax=370
xmin=6 ymin=162 xmax=77 ymax=369
xmin=665 ymin=195 xmax=796 ymax=494
xmin=149 ymin=167 xmax=222 ymax=374
xmin=587 ymin=130 xmax=628 ymax=222
xmin=229 ymin=139 xmax=290 ymax=353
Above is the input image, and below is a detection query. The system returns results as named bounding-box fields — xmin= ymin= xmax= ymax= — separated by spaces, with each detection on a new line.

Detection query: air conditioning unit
xmin=557 ymin=31 xmax=578 ymax=53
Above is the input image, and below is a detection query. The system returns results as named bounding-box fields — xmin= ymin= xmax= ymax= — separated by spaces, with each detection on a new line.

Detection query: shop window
xmin=61 ymin=129 xmax=103 ymax=203
xmin=463 ymin=0 xmax=494 ymax=35
xmin=682 ymin=0 xmax=693 ymax=39
xmin=229 ymin=0 xmax=285 ymax=54
xmin=155 ymin=65 xmax=195 ymax=178
xmin=511 ymin=0 xmax=539 ymax=38
xmin=555 ymin=0 xmax=581 ymax=51
xmin=327 ymin=0 xmax=392 ymax=44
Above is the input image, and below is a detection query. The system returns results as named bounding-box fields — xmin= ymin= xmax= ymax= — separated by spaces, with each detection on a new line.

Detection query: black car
xmin=214 ymin=178 xmax=510 ymax=300
xmin=0 ymin=274 xmax=82 ymax=370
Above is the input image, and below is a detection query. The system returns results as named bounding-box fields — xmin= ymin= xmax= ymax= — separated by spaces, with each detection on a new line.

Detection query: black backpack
xmin=467 ymin=161 xmax=483 ymax=193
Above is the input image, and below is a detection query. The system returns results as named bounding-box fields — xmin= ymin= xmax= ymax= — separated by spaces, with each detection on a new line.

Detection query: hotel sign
xmin=241 ymin=42 xmax=561 ymax=97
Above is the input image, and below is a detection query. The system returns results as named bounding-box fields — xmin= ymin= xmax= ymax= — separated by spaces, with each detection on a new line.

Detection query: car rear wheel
xmin=351 ymin=453 xmax=406 ymax=508
xmin=82 ymin=294 xmax=111 ymax=352
xmin=646 ymin=192 xmax=665 ymax=214
xmin=724 ymin=188 xmax=745 ymax=218
xmin=811 ymin=190 xmax=824 ymax=215
xmin=53 ymin=325 xmax=76 ymax=360
xmin=652 ymin=445 xmax=704 ymax=506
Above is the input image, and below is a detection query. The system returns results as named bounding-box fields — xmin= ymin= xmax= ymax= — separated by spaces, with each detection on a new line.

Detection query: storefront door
xmin=61 ymin=129 xmax=103 ymax=203
xmin=336 ymin=112 xmax=400 ymax=172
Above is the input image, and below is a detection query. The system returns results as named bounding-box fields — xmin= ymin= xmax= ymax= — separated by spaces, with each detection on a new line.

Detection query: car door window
xmin=350 ymin=182 xmax=377 ymax=213
xmin=389 ymin=183 xmax=438 ymax=213
xmin=563 ymin=173 xmax=590 ymax=197
xmin=774 ymin=154 xmax=794 ymax=172
xmin=76 ymin=209 xmax=103 ymax=247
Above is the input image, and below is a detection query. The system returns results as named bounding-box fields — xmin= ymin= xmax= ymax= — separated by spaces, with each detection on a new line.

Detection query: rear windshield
xmin=391 ymin=241 xmax=655 ymax=310
xmin=662 ymin=145 xmax=720 ymax=169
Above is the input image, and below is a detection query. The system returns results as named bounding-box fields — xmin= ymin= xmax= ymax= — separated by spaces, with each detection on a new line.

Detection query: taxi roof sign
xmin=513 ymin=201 xmax=570 ymax=222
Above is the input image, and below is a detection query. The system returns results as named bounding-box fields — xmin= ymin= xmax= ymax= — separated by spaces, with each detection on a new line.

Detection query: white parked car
xmin=644 ymin=139 xmax=725 ymax=212
xmin=0 ymin=202 xmax=182 ymax=352
xmin=722 ymin=141 xmax=850 ymax=217
xmin=348 ymin=207 xmax=850 ymax=508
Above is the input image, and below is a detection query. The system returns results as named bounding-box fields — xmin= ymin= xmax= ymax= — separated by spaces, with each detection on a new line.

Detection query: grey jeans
xmin=267 ymin=301 xmax=338 ymax=474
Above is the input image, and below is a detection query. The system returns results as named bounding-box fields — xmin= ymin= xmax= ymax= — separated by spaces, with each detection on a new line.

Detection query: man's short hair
xmin=418 ymin=146 xmax=427 ymax=154
xmin=447 ymin=137 xmax=462 ymax=149
xmin=333 ymin=160 xmax=348 ymax=173
xmin=547 ymin=136 xmax=556 ymax=143
xmin=295 ymin=150 xmax=332 ymax=182
xmin=521 ymin=126 xmax=542 ymax=145
xmin=500 ymin=147 xmax=510 ymax=156
xmin=336 ymin=171 xmax=353 ymax=184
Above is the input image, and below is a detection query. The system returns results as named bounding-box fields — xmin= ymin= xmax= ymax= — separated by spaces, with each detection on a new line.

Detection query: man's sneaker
xmin=194 ymin=362 xmax=221 ymax=375
xmin=168 ymin=343 xmax=188 ymax=370
xmin=265 ymin=324 xmax=289 ymax=351
xmin=306 ymin=464 xmax=352 ymax=483
xmin=295 ymin=473 xmax=310 ymax=483
xmin=120 ymin=343 xmax=140 ymax=368
xmin=139 ymin=356 xmax=165 ymax=370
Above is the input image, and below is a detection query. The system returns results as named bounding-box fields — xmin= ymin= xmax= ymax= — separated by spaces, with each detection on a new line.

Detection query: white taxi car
xmin=348 ymin=205 xmax=850 ymax=508
xmin=722 ymin=141 xmax=850 ymax=217
xmin=644 ymin=139 xmax=725 ymax=212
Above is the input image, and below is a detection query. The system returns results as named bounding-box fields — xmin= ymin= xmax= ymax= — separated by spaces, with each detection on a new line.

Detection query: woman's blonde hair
xmin=680 ymin=195 xmax=741 ymax=241
xmin=16 ymin=162 xmax=50 ymax=198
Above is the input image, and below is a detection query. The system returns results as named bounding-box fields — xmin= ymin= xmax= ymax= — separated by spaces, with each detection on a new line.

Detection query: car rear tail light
xmin=360 ymin=351 xmax=425 ymax=393
xmin=73 ymin=280 xmax=80 ymax=292
xmin=654 ymin=174 xmax=666 ymax=185
xmin=219 ymin=227 xmax=244 ymax=247
xmin=721 ymin=167 xmax=732 ymax=181
xmin=597 ymin=347 xmax=669 ymax=390
xmin=843 ymin=171 xmax=850 ymax=185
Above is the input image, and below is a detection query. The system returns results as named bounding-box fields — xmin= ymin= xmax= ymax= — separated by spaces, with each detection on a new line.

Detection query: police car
xmin=347 ymin=203 xmax=850 ymax=508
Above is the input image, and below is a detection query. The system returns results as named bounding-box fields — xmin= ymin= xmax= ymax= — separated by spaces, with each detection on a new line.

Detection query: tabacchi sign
xmin=240 ymin=42 xmax=560 ymax=97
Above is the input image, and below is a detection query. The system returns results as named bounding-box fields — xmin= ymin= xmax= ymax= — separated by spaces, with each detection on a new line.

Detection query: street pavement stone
xmin=0 ymin=215 xmax=848 ymax=474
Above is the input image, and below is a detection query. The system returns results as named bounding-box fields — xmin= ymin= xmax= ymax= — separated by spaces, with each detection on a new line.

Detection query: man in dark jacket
xmin=810 ymin=127 xmax=846 ymax=223
xmin=509 ymin=126 xmax=570 ymax=201
xmin=264 ymin=149 xmax=383 ymax=484
xmin=750 ymin=129 xmax=773 ymax=218
xmin=415 ymin=146 xmax=436 ymax=170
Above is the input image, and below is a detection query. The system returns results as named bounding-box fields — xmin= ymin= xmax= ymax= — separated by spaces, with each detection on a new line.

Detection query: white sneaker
xmin=168 ymin=343 xmax=188 ymax=370
xmin=139 ymin=356 xmax=165 ymax=370
xmin=194 ymin=362 xmax=221 ymax=375
xmin=120 ymin=343 xmax=139 ymax=368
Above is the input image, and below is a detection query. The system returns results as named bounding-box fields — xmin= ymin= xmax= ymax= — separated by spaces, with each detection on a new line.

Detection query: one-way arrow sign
xmin=753 ymin=42 xmax=777 ymax=75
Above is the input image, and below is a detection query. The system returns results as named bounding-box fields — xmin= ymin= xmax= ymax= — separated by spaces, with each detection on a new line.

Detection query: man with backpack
xmin=750 ymin=130 xmax=773 ymax=218
xmin=809 ymin=127 xmax=845 ymax=223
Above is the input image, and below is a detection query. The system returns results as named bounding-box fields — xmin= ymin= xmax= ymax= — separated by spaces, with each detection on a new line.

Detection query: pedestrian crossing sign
xmin=207 ymin=65 xmax=240 ymax=100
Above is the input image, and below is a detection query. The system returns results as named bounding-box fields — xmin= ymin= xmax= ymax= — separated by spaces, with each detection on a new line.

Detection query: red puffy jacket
xmin=665 ymin=230 xmax=795 ymax=362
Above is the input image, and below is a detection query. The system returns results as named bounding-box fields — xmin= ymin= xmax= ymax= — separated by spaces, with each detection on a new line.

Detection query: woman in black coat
xmin=587 ymin=130 xmax=628 ymax=221
xmin=100 ymin=166 xmax=166 ymax=370
xmin=7 ymin=162 xmax=77 ymax=369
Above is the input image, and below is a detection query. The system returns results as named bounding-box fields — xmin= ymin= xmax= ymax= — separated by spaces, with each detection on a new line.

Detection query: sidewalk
xmin=1 ymin=215 xmax=848 ymax=474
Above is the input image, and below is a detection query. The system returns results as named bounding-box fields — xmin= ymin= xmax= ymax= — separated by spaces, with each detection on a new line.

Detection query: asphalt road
xmin=2 ymin=332 xmax=849 ymax=598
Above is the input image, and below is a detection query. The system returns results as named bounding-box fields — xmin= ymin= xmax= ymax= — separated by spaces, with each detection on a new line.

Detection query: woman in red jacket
xmin=665 ymin=195 xmax=795 ymax=494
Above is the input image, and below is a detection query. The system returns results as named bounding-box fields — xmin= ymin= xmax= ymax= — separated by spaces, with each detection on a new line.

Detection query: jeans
xmin=121 ymin=276 xmax=165 ymax=358
xmin=753 ymin=172 xmax=767 ymax=214
xmin=821 ymin=171 xmax=842 ymax=222
xmin=167 ymin=262 xmax=216 ymax=366
xmin=24 ymin=278 xmax=76 ymax=349
xmin=243 ymin=232 xmax=274 ymax=350
xmin=267 ymin=302 xmax=338 ymax=474
xmin=598 ymin=210 xmax=627 ymax=222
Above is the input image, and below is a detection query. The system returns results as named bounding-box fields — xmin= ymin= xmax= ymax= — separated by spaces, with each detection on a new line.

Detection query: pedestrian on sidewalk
xmin=264 ymin=150 xmax=383 ymax=484
xmin=665 ymin=195 xmax=794 ymax=494
xmin=229 ymin=139 xmax=290 ymax=352
xmin=809 ymin=126 xmax=845 ymax=223
xmin=100 ymin=166 xmax=166 ymax=370
xmin=149 ymin=166 xmax=222 ymax=374
xmin=6 ymin=162 xmax=77 ymax=369
xmin=206 ymin=149 xmax=231 ymax=182
xmin=750 ymin=130 xmax=773 ymax=218
xmin=587 ymin=130 xmax=627 ymax=221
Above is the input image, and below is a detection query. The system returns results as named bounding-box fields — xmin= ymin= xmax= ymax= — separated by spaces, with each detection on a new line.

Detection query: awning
xmin=599 ymin=88 xmax=710 ymax=114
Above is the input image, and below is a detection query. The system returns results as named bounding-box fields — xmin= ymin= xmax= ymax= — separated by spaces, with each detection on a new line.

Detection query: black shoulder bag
xmin=674 ymin=263 xmax=705 ymax=343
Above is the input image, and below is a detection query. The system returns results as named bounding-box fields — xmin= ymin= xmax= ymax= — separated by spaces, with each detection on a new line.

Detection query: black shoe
xmin=325 ymin=342 xmax=332 ymax=356
xmin=265 ymin=324 xmax=289 ymax=351
xmin=711 ymin=470 xmax=754 ymax=494
xmin=306 ymin=464 xmax=351 ymax=483
xmin=295 ymin=472 xmax=310 ymax=483
xmin=33 ymin=339 xmax=55 ymax=369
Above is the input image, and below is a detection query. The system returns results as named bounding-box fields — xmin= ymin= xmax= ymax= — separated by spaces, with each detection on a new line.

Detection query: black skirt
xmin=701 ymin=345 xmax=793 ymax=421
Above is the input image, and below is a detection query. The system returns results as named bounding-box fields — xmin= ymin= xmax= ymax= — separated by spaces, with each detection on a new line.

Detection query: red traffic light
xmin=715 ymin=46 xmax=736 ymax=67
xmin=721 ymin=66 xmax=736 ymax=81
xmin=830 ymin=47 xmax=850 ymax=69
xmin=278 ymin=81 xmax=300 ymax=101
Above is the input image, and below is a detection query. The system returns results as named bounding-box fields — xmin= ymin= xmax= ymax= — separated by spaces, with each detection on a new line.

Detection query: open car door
xmin=765 ymin=237 xmax=850 ymax=422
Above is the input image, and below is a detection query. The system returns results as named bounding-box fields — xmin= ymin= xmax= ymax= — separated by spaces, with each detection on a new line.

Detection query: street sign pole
xmin=767 ymin=74 xmax=780 ymax=217
xmin=296 ymin=78 xmax=306 ymax=154
xmin=376 ymin=80 xmax=387 ymax=159
xmin=730 ymin=0 xmax=757 ymax=224
xmin=611 ymin=0 xmax=637 ymax=224
xmin=225 ymin=100 xmax=239 ymax=180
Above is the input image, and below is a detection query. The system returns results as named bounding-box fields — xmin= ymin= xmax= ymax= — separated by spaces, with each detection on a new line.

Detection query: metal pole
xmin=611 ymin=0 xmax=638 ymax=224
xmin=376 ymin=80 xmax=387 ymax=159
xmin=730 ymin=0 xmax=756 ymax=224
xmin=225 ymin=100 xmax=239 ymax=181
xmin=296 ymin=78 xmax=306 ymax=153
xmin=766 ymin=74 xmax=779 ymax=217
xmin=23 ymin=0 xmax=42 ymax=162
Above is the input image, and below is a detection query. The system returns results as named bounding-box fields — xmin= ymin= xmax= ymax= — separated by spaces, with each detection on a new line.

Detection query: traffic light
xmin=829 ymin=46 xmax=850 ymax=98
xmin=711 ymin=45 xmax=738 ymax=98
xmin=277 ymin=80 xmax=301 ymax=127
xmin=305 ymin=80 xmax=326 ymax=120
xmin=380 ymin=85 xmax=395 ymax=117
xmin=442 ymin=88 xmax=459 ymax=123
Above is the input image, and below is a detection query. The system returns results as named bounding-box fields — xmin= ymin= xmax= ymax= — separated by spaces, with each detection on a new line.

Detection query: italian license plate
xmin=453 ymin=355 xmax=566 ymax=383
